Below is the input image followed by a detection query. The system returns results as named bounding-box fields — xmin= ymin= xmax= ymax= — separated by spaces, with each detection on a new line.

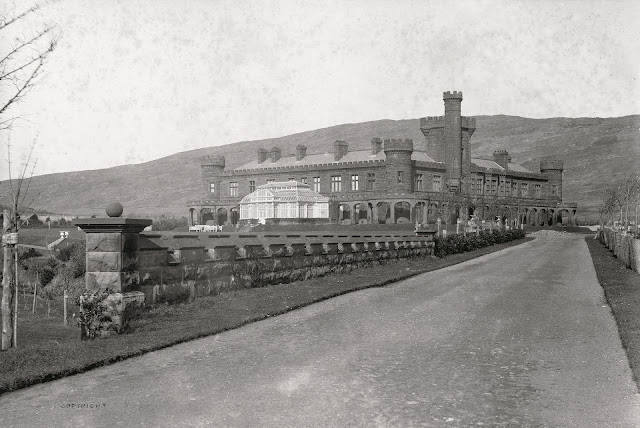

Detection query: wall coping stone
xmin=74 ymin=218 xmax=152 ymax=233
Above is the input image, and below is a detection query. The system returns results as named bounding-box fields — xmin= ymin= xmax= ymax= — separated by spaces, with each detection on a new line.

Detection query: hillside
xmin=1 ymin=115 xmax=638 ymax=222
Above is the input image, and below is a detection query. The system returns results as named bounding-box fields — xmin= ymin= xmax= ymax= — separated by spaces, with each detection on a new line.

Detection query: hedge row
xmin=433 ymin=229 xmax=526 ymax=258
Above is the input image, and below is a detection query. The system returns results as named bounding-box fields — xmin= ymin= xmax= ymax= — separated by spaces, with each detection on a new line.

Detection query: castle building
xmin=188 ymin=91 xmax=578 ymax=227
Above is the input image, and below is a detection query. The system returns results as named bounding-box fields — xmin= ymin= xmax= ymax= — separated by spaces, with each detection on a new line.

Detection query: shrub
xmin=434 ymin=228 xmax=525 ymax=258
xmin=18 ymin=247 xmax=41 ymax=262
xmin=73 ymin=288 xmax=113 ymax=339
xmin=55 ymin=242 xmax=82 ymax=262
xmin=38 ymin=265 xmax=56 ymax=286
xmin=151 ymin=215 xmax=189 ymax=231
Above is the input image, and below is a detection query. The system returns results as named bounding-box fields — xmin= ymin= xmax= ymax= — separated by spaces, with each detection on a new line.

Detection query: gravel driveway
xmin=1 ymin=233 xmax=638 ymax=427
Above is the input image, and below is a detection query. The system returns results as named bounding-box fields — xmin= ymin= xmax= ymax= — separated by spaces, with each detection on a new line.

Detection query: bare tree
xmin=1 ymin=1 xmax=58 ymax=351
xmin=599 ymin=175 xmax=640 ymax=233
xmin=1 ymin=1 xmax=58 ymax=131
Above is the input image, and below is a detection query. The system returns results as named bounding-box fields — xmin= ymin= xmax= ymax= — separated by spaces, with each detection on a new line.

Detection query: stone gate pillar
xmin=74 ymin=204 xmax=152 ymax=292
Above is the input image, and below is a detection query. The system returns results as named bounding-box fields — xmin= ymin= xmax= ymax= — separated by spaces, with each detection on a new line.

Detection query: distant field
xmin=18 ymin=228 xmax=85 ymax=248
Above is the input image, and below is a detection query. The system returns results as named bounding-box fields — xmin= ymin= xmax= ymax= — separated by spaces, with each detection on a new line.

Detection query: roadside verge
xmin=586 ymin=236 xmax=640 ymax=389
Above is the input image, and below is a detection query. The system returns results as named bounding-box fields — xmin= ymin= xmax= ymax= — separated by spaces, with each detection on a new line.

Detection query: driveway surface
xmin=1 ymin=233 xmax=639 ymax=427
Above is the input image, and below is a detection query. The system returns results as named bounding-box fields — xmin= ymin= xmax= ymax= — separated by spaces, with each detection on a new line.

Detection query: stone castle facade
xmin=188 ymin=91 xmax=577 ymax=227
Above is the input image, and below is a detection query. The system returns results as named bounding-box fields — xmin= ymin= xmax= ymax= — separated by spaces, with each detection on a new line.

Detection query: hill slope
xmin=1 ymin=115 xmax=638 ymax=222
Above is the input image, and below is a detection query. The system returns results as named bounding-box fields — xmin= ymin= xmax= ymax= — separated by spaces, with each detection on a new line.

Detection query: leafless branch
xmin=0 ymin=26 xmax=53 ymax=67
xmin=0 ymin=1 xmax=55 ymax=30
xmin=16 ymin=141 xmax=39 ymax=214
xmin=0 ymin=1 xmax=58 ymax=130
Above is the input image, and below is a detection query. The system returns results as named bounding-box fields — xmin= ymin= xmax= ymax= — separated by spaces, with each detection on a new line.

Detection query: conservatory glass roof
xmin=240 ymin=181 xmax=329 ymax=204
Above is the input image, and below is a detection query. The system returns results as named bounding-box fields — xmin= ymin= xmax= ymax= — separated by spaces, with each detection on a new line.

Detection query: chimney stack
xmin=257 ymin=148 xmax=267 ymax=164
xmin=371 ymin=137 xmax=382 ymax=155
xmin=296 ymin=144 xmax=307 ymax=161
xmin=270 ymin=147 xmax=281 ymax=163
xmin=492 ymin=150 xmax=511 ymax=170
xmin=333 ymin=140 xmax=348 ymax=161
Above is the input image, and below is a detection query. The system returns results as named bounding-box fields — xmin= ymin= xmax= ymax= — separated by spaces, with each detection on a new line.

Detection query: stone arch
xmin=467 ymin=205 xmax=475 ymax=218
xmin=394 ymin=201 xmax=411 ymax=224
xmin=557 ymin=209 xmax=570 ymax=226
xmin=189 ymin=208 xmax=197 ymax=226
xmin=483 ymin=205 xmax=492 ymax=221
xmin=230 ymin=207 xmax=239 ymax=225
xmin=339 ymin=203 xmax=352 ymax=224
xmin=527 ymin=208 xmax=538 ymax=226
xmin=427 ymin=202 xmax=439 ymax=223
xmin=498 ymin=206 xmax=509 ymax=224
xmin=216 ymin=207 xmax=227 ymax=225
xmin=413 ymin=202 xmax=426 ymax=224
xmin=376 ymin=202 xmax=390 ymax=224
xmin=201 ymin=208 xmax=215 ymax=225
xmin=354 ymin=203 xmax=369 ymax=224
xmin=538 ymin=208 xmax=547 ymax=226
xmin=452 ymin=204 xmax=462 ymax=224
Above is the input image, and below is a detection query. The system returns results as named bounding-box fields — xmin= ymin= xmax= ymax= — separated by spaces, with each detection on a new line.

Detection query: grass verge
xmin=0 ymin=237 xmax=532 ymax=396
xmin=585 ymin=236 xmax=640 ymax=388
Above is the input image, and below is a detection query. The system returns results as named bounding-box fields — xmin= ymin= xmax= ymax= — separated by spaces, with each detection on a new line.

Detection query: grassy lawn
xmin=586 ymin=236 xmax=640 ymax=388
xmin=0 ymin=236 xmax=531 ymax=395
xmin=16 ymin=227 xmax=85 ymax=248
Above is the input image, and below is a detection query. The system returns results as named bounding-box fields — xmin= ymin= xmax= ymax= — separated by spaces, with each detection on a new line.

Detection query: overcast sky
xmin=1 ymin=0 xmax=639 ymax=180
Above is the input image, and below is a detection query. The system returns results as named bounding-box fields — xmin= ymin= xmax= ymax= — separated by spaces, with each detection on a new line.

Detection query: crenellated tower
xmin=420 ymin=91 xmax=475 ymax=193
xmin=383 ymin=138 xmax=414 ymax=192
xmin=443 ymin=91 xmax=463 ymax=191
xmin=200 ymin=155 xmax=225 ymax=200
xmin=540 ymin=160 xmax=563 ymax=201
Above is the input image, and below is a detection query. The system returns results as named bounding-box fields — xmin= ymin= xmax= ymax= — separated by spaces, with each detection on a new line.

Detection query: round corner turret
xmin=443 ymin=91 xmax=463 ymax=100
xmin=383 ymin=138 xmax=414 ymax=152
xmin=539 ymin=160 xmax=564 ymax=172
xmin=200 ymin=155 xmax=226 ymax=168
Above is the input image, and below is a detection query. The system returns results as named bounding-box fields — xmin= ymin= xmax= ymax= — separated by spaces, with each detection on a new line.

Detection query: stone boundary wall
xmin=134 ymin=232 xmax=435 ymax=305
xmin=597 ymin=229 xmax=640 ymax=274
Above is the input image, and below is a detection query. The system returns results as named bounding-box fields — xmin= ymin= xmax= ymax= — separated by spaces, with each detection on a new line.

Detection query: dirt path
xmin=1 ymin=233 xmax=638 ymax=427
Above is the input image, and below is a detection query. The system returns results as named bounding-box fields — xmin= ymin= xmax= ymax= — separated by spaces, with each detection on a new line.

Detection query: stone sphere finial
xmin=106 ymin=202 xmax=124 ymax=217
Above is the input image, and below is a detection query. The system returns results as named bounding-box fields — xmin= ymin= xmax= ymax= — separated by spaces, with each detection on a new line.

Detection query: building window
xmin=366 ymin=173 xmax=375 ymax=191
xmin=230 ymin=182 xmax=238 ymax=196
xmin=397 ymin=171 xmax=404 ymax=183
xmin=499 ymin=177 xmax=505 ymax=196
xmin=415 ymin=174 xmax=423 ymax=190
xmin=313 ymin=177 xmax=320 ymax=192
xmin=521 ymin=182 xmax=529 ymax=197
xmin=490 ymin=178 xmax=498 ymax=195
xmin=209 ymin=182 xmax=215 ymax=193
xmin=551 ymin=184 xmax=558 ymax=195
xmin=288 ymin=178 xmax=295 ymax=182
xmin=249 ymin=180 xmax=256 ymax=193
xmin=331 ymin=175 xmax=342 ymax=192
xmin=351 ymin=174 xmax=359 ymax=191
xmin=504 ymin=180 xmax=511 ymax=196
xmin=432 ymin=175 xmax=441 ymax=192
xmin=300 ymin=177 xmax=307 ymax=184
xmin=512 ymin=182 xmax=518 ymax=196
xmin=535 ymin=184 xmax=541 ymax=197
xmin=470 ymin=177 xmax=481 ymax=194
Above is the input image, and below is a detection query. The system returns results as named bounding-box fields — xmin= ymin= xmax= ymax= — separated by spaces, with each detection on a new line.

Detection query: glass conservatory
xmin=239 ymin=181 xmax=329 ymax=221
